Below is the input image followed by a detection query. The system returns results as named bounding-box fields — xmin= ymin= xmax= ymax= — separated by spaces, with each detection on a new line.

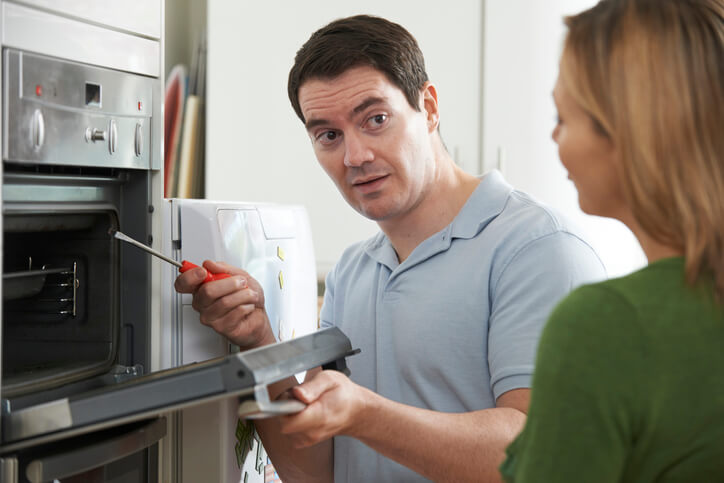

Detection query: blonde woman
xmin=501 ymin=0 xmax=724 ymax=481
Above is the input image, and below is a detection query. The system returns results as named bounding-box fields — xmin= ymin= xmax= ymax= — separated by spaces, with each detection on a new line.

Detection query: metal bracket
xmin=237 ymin=384 xmax=306 ymax=420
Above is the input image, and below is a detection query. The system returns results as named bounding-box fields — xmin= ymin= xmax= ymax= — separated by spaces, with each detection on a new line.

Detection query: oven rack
xmin=3 ymin=262 xmax=79 ymax=318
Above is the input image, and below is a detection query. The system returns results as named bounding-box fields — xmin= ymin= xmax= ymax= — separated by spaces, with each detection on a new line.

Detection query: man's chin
xmin=356 ymin=205 xmax=398 ymax=222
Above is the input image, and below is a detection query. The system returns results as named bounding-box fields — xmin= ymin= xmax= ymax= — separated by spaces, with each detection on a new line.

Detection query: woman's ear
xmin=420 ymin=82 xmax=440 ymax=133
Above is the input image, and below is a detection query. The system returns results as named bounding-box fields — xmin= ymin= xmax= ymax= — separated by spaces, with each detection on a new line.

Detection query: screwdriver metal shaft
xmin=109 ymin=229 xmax=183 ymax=268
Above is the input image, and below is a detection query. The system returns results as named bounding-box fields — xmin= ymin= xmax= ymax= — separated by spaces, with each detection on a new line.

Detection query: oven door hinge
xmin=104 ymin=364 xmax=145 ymax=384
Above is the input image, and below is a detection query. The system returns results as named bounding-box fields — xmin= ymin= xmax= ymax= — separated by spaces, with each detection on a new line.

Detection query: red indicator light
xmin=35 ymin=85 xmax=42 ymax=97
xmin=138 ymin=101 xmax=142 ymax=111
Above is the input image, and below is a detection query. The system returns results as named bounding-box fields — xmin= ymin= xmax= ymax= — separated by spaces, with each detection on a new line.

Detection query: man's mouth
xmin=353 ymin=175 xmax=387 ymax=186
xmin=351 ymin=174 xmax=388 ymax=193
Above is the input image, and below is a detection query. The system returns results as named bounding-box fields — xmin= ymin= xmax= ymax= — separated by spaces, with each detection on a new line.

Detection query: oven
xmin=0 ymin=46 xmax=163 ymax=482
xmin=0 ymin=5 xmax=361 ymax=482
xmin=2 ymin=46 xmax=154 ymax=395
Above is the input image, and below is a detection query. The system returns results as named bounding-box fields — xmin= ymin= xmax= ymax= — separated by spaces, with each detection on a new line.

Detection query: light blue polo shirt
xmin=319 ymin=170 xmax=606 ymax=482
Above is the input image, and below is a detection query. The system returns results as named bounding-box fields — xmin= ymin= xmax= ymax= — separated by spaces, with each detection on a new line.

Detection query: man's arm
xmin=253 ymin=368 xmax=334 ymax=483
xmin=174 ymin=263 xmax=333 ymax=482
xmin=279 ymin=371 xmax=529 ymax=483
xmin=358 ymin=387 xmax=529 ymax=483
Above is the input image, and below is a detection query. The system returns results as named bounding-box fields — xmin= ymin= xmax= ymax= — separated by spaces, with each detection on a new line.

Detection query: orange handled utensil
xmin=109 ymin=229 xmax=231 ymax=283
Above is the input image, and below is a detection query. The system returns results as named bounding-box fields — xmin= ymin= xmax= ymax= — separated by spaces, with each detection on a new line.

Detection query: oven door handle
xmin=23 ymin=417 xmax=166 ymax=483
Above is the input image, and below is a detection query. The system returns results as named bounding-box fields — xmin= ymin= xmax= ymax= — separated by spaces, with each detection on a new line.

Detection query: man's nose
xmin=343 ymin=132 xmax=374 ymax=167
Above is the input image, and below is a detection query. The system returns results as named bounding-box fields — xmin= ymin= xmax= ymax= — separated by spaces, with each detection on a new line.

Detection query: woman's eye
xmin=555 ymin=114 xmax=563 ymax=126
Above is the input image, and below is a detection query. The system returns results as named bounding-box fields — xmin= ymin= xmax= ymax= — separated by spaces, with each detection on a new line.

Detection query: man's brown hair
xmin=288 ymin=15 xmax=429 ymax=124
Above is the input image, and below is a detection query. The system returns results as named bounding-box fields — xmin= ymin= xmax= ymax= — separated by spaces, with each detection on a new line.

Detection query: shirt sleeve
xmin=500 ymin=284 xmax=644 ymax=482
xmin=488 ymin=231 xmax=606 ymax=400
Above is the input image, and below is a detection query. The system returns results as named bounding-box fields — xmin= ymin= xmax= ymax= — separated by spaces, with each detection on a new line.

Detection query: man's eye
xmin=316 ymin=131 xmax=339 ymax=145
xmin=367 ymin=114 xmax=387 ymax=128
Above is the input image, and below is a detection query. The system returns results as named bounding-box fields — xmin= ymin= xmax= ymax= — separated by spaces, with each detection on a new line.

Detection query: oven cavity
xmin=2 ymin=211 xmax=118 ymax=399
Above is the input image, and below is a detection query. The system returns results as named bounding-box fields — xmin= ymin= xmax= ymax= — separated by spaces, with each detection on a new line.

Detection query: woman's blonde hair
xmin=561 ymin=0 xmax=724 ymax=298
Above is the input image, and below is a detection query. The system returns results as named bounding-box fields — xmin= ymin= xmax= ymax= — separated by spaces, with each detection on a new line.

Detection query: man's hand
xmin=174 ymin=260 xmax=276 ymax=349
xmin=277 ymin=370 xmax=373 ymax=448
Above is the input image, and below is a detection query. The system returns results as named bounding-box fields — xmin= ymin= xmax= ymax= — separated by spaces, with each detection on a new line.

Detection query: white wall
xmin=206 ymin=0 xmax=483 ymax=277
xmin=482 ymin=0 xmax=646 ymax=277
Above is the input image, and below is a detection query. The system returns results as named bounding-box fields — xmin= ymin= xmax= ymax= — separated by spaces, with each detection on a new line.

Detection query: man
xmin=175 ymin=15 xmax=605 ymax=482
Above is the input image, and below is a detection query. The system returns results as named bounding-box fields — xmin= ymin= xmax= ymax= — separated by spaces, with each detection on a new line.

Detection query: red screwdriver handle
xmin=179 ymin=260 xmax=232 ymax=283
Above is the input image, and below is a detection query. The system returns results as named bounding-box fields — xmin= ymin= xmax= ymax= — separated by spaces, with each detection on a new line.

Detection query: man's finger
xmin=174 ymin=267 xmax=207 ymax=292
xmin=195 ymin=283 xmax=254 ymax=319
xmin=201 ymin=259 xmax=248 ymax=277
xmin=292 ymin=371 xmax=340 ymax=404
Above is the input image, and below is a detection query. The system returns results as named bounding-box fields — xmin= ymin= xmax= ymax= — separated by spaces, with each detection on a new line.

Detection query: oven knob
xmin=31 ymin=109 xmax=45 ymax=150
xmin=109 ymin=119 xmax=118 ymax=154
xmin=86 ymin=128 xmax=106 ymax=142
xmin=134 ymin=123 xmax=143 ymax=157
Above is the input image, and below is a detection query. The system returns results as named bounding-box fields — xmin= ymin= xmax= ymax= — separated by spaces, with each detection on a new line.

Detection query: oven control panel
xmin=2 ymin=48 xmax=154 ymax=170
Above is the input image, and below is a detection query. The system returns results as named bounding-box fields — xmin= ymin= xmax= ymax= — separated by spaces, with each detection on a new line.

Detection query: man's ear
xmin=420 ymin=82 xmax=440 ymax=133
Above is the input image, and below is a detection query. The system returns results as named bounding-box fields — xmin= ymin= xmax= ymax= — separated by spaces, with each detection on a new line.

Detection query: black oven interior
xmin=0 ymin=167 xmax=154 ymax=418
xmin=2 ymin=210 xmax=118 ymax=399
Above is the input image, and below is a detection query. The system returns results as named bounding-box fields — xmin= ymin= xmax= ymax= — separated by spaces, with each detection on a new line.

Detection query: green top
xmin=500 ymin=257 xmax=724 ymax=482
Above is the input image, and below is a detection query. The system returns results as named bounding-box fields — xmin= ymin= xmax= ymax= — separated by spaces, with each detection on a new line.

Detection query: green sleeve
xmin=501 ymin=284 xmax=645 ymax=482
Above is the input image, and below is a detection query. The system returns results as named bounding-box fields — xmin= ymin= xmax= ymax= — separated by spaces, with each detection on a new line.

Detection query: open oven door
xmin=0 ymin=327 xmax=358 ymax=465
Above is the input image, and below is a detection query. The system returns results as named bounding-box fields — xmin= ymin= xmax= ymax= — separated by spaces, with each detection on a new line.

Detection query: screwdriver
xmin=109 ymin=228 xmax=231 ymax=283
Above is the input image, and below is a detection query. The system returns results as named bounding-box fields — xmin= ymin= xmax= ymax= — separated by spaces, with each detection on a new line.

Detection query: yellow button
xmin=277 ymin=246 xmax=285 ymax=261
xmin=278 ymin=271 xmax=284 ymax=289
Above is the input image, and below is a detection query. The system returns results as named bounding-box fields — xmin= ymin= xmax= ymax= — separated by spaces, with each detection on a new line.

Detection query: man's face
xmin=298 ymin=66 xmax=437 ymax=223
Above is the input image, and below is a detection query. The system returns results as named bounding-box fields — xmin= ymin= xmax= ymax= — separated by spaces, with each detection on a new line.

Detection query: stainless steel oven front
xmin=0 ymin=48 xmax=162 ymax=482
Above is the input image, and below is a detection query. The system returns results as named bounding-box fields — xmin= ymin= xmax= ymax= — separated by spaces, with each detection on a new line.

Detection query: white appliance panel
xmin=7 ymin=0 xmax=162 ymax=39
xmin=181 ymin=305 xmax=227 ymax=365
xmin=161 ymin=199 xmax=319 ymax=483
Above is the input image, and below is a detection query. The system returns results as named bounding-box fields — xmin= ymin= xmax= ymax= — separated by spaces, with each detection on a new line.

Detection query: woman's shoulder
xmin=533 ymin=276 xmax=651 ymax=400
xmin=550 ymin=260 xmax=682 ymax=325
xmin=551 ymin=278 xmax=637 ymax=323
xmin=541 ymin=274 xmax=646 ymax=351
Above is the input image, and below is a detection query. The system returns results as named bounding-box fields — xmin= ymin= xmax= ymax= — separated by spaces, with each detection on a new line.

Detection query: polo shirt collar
xmin=364 ymin=170 xmax=513 ymax=271
xmin=450 ymin=169 xmax=513 ymax=240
